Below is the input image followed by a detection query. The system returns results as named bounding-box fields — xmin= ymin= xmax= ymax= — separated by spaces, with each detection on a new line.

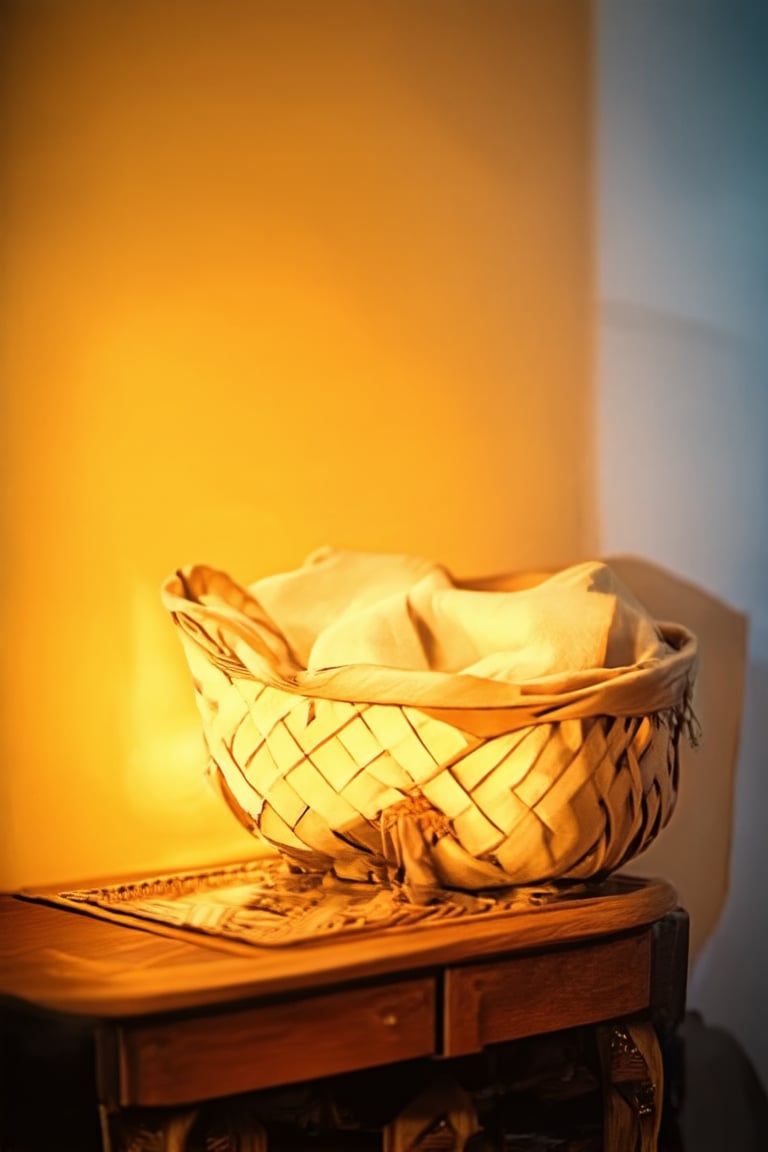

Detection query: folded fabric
xmin=163 ymin=548 xmax=697 ymax=739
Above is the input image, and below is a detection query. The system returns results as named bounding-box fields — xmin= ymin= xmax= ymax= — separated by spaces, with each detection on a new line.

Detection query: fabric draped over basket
xmin=162 ymin=548 xmax=698 ymax=898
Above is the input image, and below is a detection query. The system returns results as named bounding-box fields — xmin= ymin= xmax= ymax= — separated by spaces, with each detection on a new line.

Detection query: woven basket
xmin=163 ymin=564 xmax=698 ymax=894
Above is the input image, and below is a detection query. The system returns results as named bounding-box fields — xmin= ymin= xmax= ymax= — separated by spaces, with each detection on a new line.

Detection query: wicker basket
xmin=162 ymin=561 xmax=698 ymax=894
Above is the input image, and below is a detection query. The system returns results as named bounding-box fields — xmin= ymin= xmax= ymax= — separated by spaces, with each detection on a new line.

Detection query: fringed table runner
xmin=24 ymin=856 xmax=606 ymax=952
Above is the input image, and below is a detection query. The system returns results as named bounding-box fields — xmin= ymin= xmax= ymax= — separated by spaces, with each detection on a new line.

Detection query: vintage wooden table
xmin=0 ymin=872 xmax=688 ymax=1152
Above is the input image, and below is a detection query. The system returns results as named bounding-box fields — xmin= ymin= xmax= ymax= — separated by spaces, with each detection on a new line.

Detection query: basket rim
xmin=163 ymin=566 xmax=698 ymax=740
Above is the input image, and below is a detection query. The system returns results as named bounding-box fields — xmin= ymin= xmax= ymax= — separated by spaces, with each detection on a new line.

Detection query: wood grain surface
xmin=0 ymin=875 xmax=676 ymax=1018
xmin=443 ymin=929 xmax=651 ymax=1055
xmin=102 ymin=978 xmax=436 ymax=1107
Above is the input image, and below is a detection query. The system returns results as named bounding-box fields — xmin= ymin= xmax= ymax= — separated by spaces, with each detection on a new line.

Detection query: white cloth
xmin=162 ymin=548 xmax=698 ymax=738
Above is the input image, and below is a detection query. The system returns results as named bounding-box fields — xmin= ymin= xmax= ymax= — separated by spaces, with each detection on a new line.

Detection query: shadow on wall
xmin=689 ymin=656 xmax=768 ymax=1083
xmin=597 ymin=0 xmax=768 ymax=1088
xmin=611 ymin=555 xmax=748 ymax=967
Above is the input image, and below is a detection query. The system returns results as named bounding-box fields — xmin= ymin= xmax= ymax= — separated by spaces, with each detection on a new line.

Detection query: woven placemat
xmin=25 ymin=857 xmax=593 ymax=951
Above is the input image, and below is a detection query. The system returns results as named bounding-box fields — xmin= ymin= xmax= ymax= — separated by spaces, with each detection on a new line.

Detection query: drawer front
xmin=104 ymin=977 xmax=436 ymax=1107
xmin=444 ymin=929 xmax=652 ymax=1056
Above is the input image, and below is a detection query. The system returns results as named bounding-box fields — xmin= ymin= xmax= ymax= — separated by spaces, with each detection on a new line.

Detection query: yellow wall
xmin=0 ymin=0 xmax=594 ymax=889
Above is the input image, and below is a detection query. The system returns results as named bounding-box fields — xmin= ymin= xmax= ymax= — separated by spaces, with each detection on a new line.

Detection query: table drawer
xmin=443 ymin=929 xmax=652 ymax=1056
xmin=100 ymin=977 xmax=436 ymax=1107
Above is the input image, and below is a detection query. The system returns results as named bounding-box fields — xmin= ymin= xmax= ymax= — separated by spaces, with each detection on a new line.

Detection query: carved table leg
xmin=383 ymin=1073 xmax=481 ymax=1152
xmin=598 ymin=1019 xmax=663 ymax=1152
xmin=99 ymin=1104 xmax=198 ymax=1152
xmin=99 ymin=1101 xmax=272 ymax=1152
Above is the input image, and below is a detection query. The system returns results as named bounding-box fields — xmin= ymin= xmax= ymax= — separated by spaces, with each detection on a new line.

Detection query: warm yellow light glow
xmin=0 ymin=0 xmax=594 ymax=889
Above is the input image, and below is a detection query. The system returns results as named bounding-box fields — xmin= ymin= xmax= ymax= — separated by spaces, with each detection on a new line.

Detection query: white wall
xmin=598 ymin=0 xmax=768 ymax=1086
xmin=0 ymin=0 xmax=595 ymax=891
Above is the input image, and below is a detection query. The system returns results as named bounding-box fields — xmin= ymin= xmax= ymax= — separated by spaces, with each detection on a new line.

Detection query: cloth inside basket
xmin=250 ymin=547 xmax=667 ymax=679
xmin=163 ymin=549 xmax=697 ymax=739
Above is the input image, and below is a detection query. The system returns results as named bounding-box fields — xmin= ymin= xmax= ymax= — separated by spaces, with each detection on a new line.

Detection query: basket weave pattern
xmin=180 ymin=632 xmax=679 ymax=890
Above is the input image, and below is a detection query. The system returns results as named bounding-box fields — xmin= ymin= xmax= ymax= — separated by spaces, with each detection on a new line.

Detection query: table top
xmin=0 ymin=872 xmax=677 ymax=1020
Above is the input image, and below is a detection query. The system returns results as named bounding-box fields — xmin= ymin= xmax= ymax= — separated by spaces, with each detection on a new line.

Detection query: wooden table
xmin=0 ymin=874 xmax=688 ymax=1151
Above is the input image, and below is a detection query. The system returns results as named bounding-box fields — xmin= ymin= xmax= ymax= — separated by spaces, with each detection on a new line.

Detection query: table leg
xmin=598 ymin=1019 xmax=663 ymax=1152
xmin=99 ymin=1104 xmax=198 ymax=1152
xmin=383 ymin=1073 xmax=481 ymax=1152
